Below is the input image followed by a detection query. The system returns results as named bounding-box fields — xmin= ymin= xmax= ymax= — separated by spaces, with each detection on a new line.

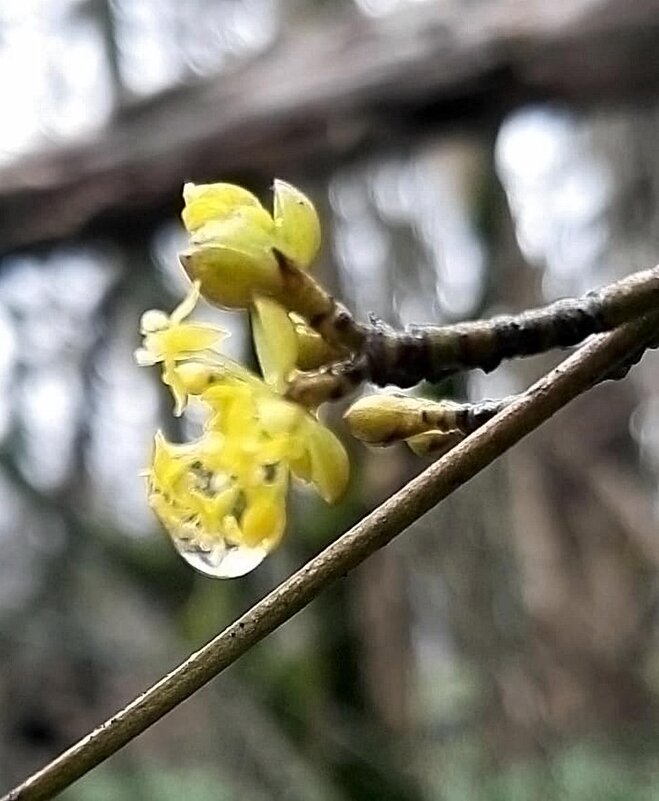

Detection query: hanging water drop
xmin=171 ymin=533 xmax=268 ymax=578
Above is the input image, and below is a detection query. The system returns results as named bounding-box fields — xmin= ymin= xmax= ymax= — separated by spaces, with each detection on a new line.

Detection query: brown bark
xmin=352 ymin=547 xmax=412 ymax=734
xmin=1 ymin=0 xmax=659 ymax=251
xmin=452 ymin=141 xmax=659 ymax=758
xmin=502 ymin=383 xmax=657 ymax=747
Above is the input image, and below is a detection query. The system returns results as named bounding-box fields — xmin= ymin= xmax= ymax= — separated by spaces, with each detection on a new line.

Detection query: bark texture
xmin=1 ymin=0 xmax=658 ymax=251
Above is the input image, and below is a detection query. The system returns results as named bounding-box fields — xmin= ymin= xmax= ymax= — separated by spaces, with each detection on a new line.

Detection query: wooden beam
xmin=0 ymin=0 xmax=658 ymax=251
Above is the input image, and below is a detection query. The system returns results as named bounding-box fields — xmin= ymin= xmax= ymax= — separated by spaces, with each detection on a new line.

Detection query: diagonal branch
xmin=285 ymin=263 xmax=659 ymax=405
xmin=345 ymin=330 xmax=658 ymax=448
xmin=3 ymin=311 xmax=659 ymax=801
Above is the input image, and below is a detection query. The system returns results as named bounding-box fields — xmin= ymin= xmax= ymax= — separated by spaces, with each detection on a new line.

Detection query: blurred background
xmin=1 ymin=0 xmax=659 ymax=799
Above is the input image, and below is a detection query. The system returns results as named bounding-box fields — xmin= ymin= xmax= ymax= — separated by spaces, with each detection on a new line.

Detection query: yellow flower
xmin=135 ymin=283 xmax=221 ymax=364
xmin=250 ymin=296 xmax=298 ymax=393
xmin=179 ymin=179 xmax=321 ymax=310
xmin=250 ymin=297 xmax=345 ymax=397
xmin=137 ymin=282 xmax=348 ymax=578
xmin=135 ymin=282 xmax=226 ymax=415
xmin=147 ymin=429 xmax=289 ymax=578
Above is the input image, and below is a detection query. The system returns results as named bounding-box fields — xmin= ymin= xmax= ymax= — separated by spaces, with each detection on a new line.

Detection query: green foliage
xmin=433 ymin=736 xmax=659 ymax=801
xmin=63 ymin=765 xmax=235 ymax=801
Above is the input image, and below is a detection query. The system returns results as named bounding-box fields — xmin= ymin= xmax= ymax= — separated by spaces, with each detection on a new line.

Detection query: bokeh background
xmin=1 ymin=1 xmax=659 ymax=799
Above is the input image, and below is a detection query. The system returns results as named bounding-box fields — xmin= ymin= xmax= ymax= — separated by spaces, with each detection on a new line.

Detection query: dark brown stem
xmin=285 ymin=264 xmax=659 ymax=404
xmin=425 ymin=396 xmax=518 ymax=435
xmin=366 ymin=265 xmax=659 ymax=387
xmin=405 ymin=319 xmax=659 ymax=440
xmin=276 ymin=251 xmax=368 ymax=351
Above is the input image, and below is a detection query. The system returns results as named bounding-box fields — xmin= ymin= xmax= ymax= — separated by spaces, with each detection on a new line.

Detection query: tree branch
xmin=1 ymin=0 xmax=659 ymax=251
xmin=3 ymin=311 xmax=658 ymax=801
xmin=286 ymin=264 xmax=659 ymax=405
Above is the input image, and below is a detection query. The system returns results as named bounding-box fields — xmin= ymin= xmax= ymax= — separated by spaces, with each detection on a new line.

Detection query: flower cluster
xmin=137 ymin=182 xmax=348 ymax=578
xmin=139 ymin=177 xmax=632 ymax=579
xmin=138 ymin=179 xmax=463 ymax=579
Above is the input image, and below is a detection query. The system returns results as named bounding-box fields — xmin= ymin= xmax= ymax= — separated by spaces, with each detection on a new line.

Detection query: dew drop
xmin=171 ymin=535 xmax=267 ymax=578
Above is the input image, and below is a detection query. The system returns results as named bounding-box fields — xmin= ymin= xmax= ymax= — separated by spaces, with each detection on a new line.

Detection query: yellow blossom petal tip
xmin=180 ymin=236 xmax=281 ymax=310
xmin=272 ymin=179 xmax=321 ymax=268
xmin=181 ymin=182 xmax=262 ymax=233
xmin=299 ymin=417 xmax=350 ymax=503
xmin=135 ymin=282 xmax=228 ymax=414
xmin=251 ymin=296 xmax=298 ymax=393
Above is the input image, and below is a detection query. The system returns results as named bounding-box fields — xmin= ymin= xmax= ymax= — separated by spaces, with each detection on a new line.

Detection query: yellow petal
xmin=241 ymin=493 xmax=287 ymax=549
xmin=191 ymin=206 xmax=276 ymax=247
xmin=148 ymin=490 xmax=184 ymax=534
xmin=291 ymin=314 xmax=341 ymax=370
xmin=224 ymin=390 xmax=256 ymax=436
xmin=150 ymin=431 xmax=194 ymax=493
xmin=255 ymin=435 xmax=297 ymax=465
xmin=159 ymin=323 xmax=223 ymax=356
xmin=406 ymin=430 xmax=464 ymax=457
xmin=202 ymin=381 xmax=255 ymax=431
xmin=134 ymin=346 xmax=159 ymax=367
xmin=174 ymin=362 xmax=216 ymax=396
xmin=251 ymin=297 xmax=298 ymax=391
xmin=272 ymin=179 xmax=321 ymax=268
xmin=289 ymin=449 xmax=311 ymax=482
xmin=180 ymin=243 xmax=281 ymax=310
xmin=221 ymin=514 xmax=244 ymax=546
xmin=302 ymin=417 xmax=349 ymax=503
xmin=255 ymin=394 xmax=304 ymax=435
xmin=194 ymin=485 xmax=240 ymax=528
xmin=162 ymin=362 xmax=190 ymax=416
xmin=182 ymin=182 xmax=263 ymax=233
xmin=181 ymin=204 xmax=281 ymax=310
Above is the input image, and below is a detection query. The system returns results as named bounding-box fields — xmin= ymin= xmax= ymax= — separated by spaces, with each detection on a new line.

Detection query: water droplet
xmin=171 ymin=535 xmax=267 ymax=578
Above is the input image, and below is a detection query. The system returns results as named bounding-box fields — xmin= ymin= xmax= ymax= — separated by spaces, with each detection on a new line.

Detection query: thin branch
xmin=346 ymin=331 xmax=658 ymax=447
xmin=3 ymin=311 xmax=659 ymax=801
xmin=370 ymin=264 xmax=659 ymax=385
xmin=286 ymin=263 xmax=659 ymax=404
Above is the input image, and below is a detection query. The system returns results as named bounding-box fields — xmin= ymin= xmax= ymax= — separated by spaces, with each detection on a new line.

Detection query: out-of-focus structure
xmin=1 ymin=1 xmax=659 ymax=799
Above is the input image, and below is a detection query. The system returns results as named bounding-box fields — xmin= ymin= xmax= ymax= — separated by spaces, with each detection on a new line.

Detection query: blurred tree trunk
xmin=352 ymin=549 xmax=412 ymax=734
xmin=500 ymin=388 xmax=656 ymax=750
xmin=480 ymin=136 xmax=658 ymax=758
xmin=411 ymin=132 xmax=659 ymax=764
xmin=1 ymin=0 xmax=659 ymax=252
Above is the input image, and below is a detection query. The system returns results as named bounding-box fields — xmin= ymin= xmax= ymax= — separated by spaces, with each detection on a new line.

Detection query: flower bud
xmin=291 ymin=314 xmax=343 ymax=370
xmin=180 ymin=180 xmax=321 ymax=310
xmin=344 ymin=394 xmax=431 ymax=444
